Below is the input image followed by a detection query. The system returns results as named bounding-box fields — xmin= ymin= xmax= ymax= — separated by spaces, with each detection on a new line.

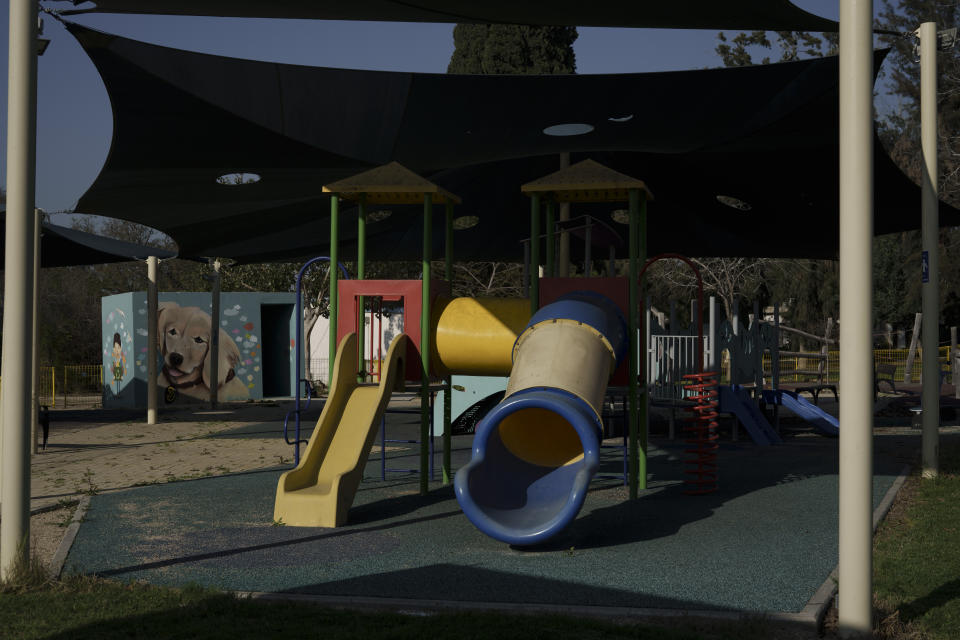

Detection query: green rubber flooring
xmin=64 ymin=414 xmax=905 ymax=615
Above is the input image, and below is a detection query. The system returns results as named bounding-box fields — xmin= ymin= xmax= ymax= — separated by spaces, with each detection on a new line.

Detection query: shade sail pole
xmin=628 ymin=188 xmax=640 ymax=499
xmin=1 ymin=0 xmax=38 ymax=580
xmin=209 ymin=259 xmax=221 ymax=409
xmin=147 ymin=256 xmax=158 ymax=424
xmin=638 ymin=189 xmax=648 ymax=492
xmin=31 ymin=209 xmax=40 ymax=453
xmin=838 ymin=0 xmax=874 ymax=636
xmin=920 ymin=21 xmax=940 ymax=478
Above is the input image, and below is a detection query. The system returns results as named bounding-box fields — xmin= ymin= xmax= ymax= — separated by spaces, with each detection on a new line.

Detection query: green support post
xmin=420 ymin=194 xmax=433 ymax=495
xmin=628 ymin=188 xmax=640 ymax=499
xmin=530 ymin=194 xmax=541 ymax=315
xmin=329 ymin=195 xmax=339 ymax=388
xmin=638 ymin=190 xmax=648 ymax=492
xmin=545 ymin=200 xmax=556 ymax=279
xmin=357 ymin=194 xmax=366 ymax=382
xmin=443 ymin=202 xmax=454 ymax=484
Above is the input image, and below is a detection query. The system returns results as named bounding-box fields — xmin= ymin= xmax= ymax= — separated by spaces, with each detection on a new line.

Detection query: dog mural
xmin=157 ymin=302 xmax=249 ymax=403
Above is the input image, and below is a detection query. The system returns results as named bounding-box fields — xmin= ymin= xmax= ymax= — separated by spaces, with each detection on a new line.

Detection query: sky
xmin=0 ymin=0 xmax=893 ymax=223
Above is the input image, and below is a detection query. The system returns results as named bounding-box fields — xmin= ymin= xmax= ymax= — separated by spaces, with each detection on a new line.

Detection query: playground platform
xmin=48 ymin=398 xmax=934 ymax=626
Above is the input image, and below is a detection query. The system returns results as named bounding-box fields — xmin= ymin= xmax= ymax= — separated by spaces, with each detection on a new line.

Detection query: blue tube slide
xmin=454 ymin=291 xmax=627 ymax=545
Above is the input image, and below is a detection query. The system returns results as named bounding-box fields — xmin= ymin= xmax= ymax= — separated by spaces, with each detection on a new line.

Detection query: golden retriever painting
xmin=157 ymin=302 xmax=249 ymax=402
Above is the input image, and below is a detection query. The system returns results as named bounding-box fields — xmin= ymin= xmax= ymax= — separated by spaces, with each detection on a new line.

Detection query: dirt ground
xmin=23 ymin=393 xmax=948 ymax=573
xmin=26 ymin=402 xmax=308 ymax=570
xmin=25 ymin=397 xmax=428 ymax=571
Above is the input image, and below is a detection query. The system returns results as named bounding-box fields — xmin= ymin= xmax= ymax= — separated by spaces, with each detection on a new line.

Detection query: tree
xmin=448 ymin=24 xmax=577 ymax=74
xmin=715 ymin=30 xmax=837 ymax=66
xmin=705 ymin=29 xmax=841 ymax=330
xmin=877 ymin=0 xmax=960 ymax=209
xmin=874 ymin=1 xmax=960 ymax=333
xmin=447 ymin=24 xmax=577 ymax=294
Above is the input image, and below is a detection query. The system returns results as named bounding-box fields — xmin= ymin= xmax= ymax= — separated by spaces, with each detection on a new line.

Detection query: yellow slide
xmin=274 ymin=332 xmax=407 ymax=527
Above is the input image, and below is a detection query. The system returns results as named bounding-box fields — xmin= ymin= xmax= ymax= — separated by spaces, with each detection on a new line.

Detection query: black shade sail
xmin=68 ymin=24 xmax=960 ymax=264
xmin=1 ymin=212 xmax=176 ymax=267
xmin=57 ymin=0 xmax=839 ymax=32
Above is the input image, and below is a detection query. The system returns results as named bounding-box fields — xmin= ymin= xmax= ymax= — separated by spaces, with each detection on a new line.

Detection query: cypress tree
xmin=448 ymin=24 xmax=577 ymax=74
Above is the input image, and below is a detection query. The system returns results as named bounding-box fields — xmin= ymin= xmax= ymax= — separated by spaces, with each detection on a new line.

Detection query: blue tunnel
xmin=454 ymin=291 xmax=627 ymax=545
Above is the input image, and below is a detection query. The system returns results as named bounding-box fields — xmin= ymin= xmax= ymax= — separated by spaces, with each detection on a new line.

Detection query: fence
xmin=36 ymin=365 xmax=103 ymax=409
xmin=762 ymin=346 xmax=954 ymax=384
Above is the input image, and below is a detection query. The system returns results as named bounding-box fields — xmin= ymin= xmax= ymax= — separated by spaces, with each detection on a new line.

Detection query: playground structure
xmin=273 ymin=159 xmax=856 ymax=544
xmin=274 ymin=160 xmax=662 ymax=543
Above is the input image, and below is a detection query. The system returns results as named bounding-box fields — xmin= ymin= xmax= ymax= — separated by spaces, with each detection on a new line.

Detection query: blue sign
xmin=922 ymin=250 xmax=930 ymax=283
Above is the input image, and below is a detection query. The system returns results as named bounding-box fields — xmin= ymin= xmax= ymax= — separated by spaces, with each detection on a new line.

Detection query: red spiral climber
xmin=681 ymin=372 xmax=719 ymax=495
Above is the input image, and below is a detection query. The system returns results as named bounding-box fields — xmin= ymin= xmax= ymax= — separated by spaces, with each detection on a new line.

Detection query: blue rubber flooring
xmin=64 ymin=421 xmax=904 ymax=615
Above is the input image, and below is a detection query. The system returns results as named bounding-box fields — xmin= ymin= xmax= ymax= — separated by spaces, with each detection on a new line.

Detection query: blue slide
xmin=718 ymin=385 xmax=782 ymax=445
xmin=761 ymin=389 xmax=839 ymax=437
xmin=454 ymin=292 xmax=628 ymax=546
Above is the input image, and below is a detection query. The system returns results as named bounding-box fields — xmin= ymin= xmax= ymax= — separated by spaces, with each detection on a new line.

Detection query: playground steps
xmin=717 ymin=385 xmax=782 ymax=446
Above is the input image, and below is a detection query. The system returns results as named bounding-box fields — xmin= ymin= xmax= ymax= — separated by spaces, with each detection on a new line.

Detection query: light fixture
xmin=610 ymin=209 xmax=630 ymax=225
xmin=216 ymin=172 xmax=261 ymax=185
xmin=453 ymin=215 xmax=479 ymax=230
xmin=368 ymin=209 xmax=392 ymax=223
xmin=543 ymin=123 xmax=594 ymax=137
xmin=716 ymin=195 xmax=752 ymax=211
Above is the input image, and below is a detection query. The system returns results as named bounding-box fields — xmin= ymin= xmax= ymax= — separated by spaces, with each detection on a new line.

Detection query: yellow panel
xmin=497 ymin=408 xmax=584 ymax=468
xmin=432 ymin=296 xmax=530 ymax=376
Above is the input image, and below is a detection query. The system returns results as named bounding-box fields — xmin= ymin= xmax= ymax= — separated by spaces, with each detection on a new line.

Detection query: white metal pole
xmin=31 ymin=209 xmax=41 ymax=453
xmin=1 ymin=0 xmax=38 ymax=579
xmin=147 ymin=256 xmax=158 ymax=424
xmin=919 ymin=21 xmax=940 ymax=478
xmin=838 ymin=0 xmax=874 ymax=636
xmin=210 ymin=259 xmax=222 ymax=409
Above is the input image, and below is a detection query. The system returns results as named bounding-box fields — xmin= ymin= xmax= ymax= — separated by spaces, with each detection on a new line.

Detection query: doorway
xmin=261 ymin=304 xmax=294 ymax=397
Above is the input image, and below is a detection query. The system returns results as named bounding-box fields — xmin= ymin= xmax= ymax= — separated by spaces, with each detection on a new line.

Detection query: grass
xmin=0 ymin=572 xmax=729 ymax=640
xmin=872 ymin=441 xmax=960 ymax=640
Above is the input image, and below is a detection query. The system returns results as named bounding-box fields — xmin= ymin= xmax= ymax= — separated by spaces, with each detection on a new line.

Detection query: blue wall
xmin=102 ymin=292 xmax=296 ymax=408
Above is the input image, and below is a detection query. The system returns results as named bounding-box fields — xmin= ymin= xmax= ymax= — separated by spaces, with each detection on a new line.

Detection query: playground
xmin=6 ymin=6 xmax=960 ymax=639
xmin=15 ymin=148 xmax=958 ymax=637
xmin=34 ymin=394 xmax=951 ymax=625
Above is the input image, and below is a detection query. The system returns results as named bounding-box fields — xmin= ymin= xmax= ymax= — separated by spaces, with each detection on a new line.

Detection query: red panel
xmin=539 ymin=277 xmax=631 ymax=386
xmin=337 ymin=279 xmax=450 ymax=382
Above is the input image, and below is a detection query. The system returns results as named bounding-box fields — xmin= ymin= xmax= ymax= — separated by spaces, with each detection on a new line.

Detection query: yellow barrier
xmin=762 ymin=346 xmax=953 ymax=384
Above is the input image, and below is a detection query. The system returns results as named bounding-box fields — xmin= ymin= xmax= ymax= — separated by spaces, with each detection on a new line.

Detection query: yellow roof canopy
xmin=521 ymin=158 xmax=653 ymax=203
xmin=323 ymin=162 xmax=462 ymax=205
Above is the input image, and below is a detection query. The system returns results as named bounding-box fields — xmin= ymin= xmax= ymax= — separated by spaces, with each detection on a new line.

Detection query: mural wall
xmin=102 ymin=292 xmax=296 ymax=408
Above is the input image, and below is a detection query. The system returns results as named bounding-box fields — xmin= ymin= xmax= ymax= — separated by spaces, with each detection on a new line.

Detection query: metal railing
xmin=647 ymin=334 xmax=709 ymax=400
